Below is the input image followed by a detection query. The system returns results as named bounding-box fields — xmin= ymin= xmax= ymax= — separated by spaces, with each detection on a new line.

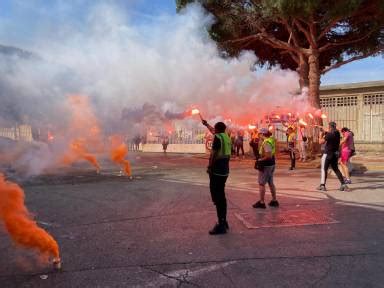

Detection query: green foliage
xmin=176 ymin=0 xmax=384 ymax=74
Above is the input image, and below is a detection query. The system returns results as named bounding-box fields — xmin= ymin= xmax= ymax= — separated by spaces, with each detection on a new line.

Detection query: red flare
xmin=47 ymin=131 xmax=54 ymax=141
xmin=321 ymin=113 xmax=327 ymax=119
xmin=191 ymin=109 xmax=200 ymax=115
xmin=248 ymin=124 xmax=256 ymax=130
xmin=314 ymin=109 xmax=322 ymax=117
xmin=308 ymin=113 xmax=314 ymax=119
xmin=0 ymin=174 xmax=60 ymax=263
xmin=299 ymin=119 xmax=308 ymax=126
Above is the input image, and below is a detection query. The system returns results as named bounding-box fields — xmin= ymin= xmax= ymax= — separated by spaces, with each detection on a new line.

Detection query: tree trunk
xmin=308 ymin=49 xmax=321 ymax=109
xmin=298 ymin=54 xmax=309 ymax=89
xmin=307 ymin=49 xmax=322 ymax=155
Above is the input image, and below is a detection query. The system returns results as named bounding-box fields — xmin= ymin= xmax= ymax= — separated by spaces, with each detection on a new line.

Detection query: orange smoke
xmin=0 ymin=173 xmax=60 ymax=262
xmin=60 ymin=95 xmax=102 ymax=171
xmin=110 ymin=136 xmax=132 ymax=177
xmin=62 ymin=139 xmax=101 ymax=172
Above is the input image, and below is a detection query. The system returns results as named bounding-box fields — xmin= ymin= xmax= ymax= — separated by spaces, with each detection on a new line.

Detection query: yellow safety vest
xmin=259 ymin=137 xmax=276 ymax=156
xmin=216 ymin=133 xmax=231 ymax=158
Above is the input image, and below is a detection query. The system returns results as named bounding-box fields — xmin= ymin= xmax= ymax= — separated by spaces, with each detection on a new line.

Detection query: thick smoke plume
xmin=0 ymin=173 xmax=60 ymax=263
xmin=0 ymin=3 xmax=303 ymax=175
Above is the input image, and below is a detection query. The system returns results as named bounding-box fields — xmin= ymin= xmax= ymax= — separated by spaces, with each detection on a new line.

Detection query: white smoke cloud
xmin=0 ymin=2 xmax=303 ymax=175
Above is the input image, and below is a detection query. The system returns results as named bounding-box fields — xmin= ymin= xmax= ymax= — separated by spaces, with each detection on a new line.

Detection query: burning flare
xmin=191 ymin=109 xmax=200 ymax=115
xmin=299 ymin=119 xmax=308 ymax=126
xmin=308 ymin=113 xmax=314 ymax=119
xmin=248 ymin=124 xmax=256 ymax=130
xmin=190 ymin=108 xmax=203 ymax=120
xmin=321 ymin=113 xmax=327 ymax=119
xmin=0 ymin=173 xmax=60 ymax=265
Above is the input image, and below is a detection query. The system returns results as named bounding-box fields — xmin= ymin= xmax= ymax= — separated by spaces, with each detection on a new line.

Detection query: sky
xmin=0 ymin=0 xmax=383 ymax=86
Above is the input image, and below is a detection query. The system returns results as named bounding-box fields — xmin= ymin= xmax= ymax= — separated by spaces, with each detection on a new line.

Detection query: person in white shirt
xmin=297 ymin=124 xmax=308 ymax=162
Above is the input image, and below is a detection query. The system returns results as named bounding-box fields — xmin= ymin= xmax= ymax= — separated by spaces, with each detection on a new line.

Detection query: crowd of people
xmin=202 ymin=118 xmax=356 ymax=235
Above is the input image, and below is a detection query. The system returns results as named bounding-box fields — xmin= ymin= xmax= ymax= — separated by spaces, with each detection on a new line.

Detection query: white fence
xmin=0 ymin=125 xmax=33 ymax=142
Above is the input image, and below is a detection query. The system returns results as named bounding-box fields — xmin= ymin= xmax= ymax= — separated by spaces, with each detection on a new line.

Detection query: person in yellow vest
xmin=202 ymin=119 xmax=231 ymax=234
xmin=253 ymin=128 xmax=279 ymax=208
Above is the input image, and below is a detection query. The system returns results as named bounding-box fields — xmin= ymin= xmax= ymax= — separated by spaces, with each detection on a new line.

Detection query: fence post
xmin=357 ymin=94 xmax=364 ymax=142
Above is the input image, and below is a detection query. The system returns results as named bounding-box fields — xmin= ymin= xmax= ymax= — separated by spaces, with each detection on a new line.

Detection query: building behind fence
xmin=320 ymin=80 xmax=384 ymax=151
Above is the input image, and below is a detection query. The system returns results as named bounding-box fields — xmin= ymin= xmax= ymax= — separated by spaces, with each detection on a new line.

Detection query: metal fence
xmin=146 ymin=129 xmax=206 ymax=144
xmin=0 ymin=125 xmax=33 ymax=142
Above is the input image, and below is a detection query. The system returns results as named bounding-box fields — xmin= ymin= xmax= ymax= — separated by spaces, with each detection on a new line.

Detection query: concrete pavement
xmin=0 ymin=152 xmax=383 ymax=287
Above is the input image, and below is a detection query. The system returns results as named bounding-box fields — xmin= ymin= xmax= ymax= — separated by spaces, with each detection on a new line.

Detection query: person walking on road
xmin=317 ymin=122 xmax=348 ymax=191
xmin=162 ymin=136 xmax=169 ymax=154
xmin=297 ymin=124 xmax=308 ymax=162
xmin=235 ymin=131 xmax=245 ymax=158
xmin=287 ymin=127 xmax=296 ymax=170
xmin=249 ymin=129 xmax=260 ymax=160
xmin=339 ymin=127 xmax=355 ymax=184
xmin=202 ymin=119 xmax=231 ymax=235
xmin=253 ymin=128 xmax=279 ymax=209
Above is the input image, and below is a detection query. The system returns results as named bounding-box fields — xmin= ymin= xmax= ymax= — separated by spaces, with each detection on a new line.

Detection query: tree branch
xmin=321 ymin=47 xmax=384 ymax=74
xmin=293 ymin=19 xmax=316 ymax=48
xmin=319 ymin=29 xmax=376 ymax=52
xmin=317 ymin=17 xmax=343 ymax=41
xmin=224 ymin=28 xmax=305 ymax=54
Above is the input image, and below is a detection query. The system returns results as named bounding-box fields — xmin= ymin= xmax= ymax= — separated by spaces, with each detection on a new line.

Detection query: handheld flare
xmin=53 ymin=257 xmax=62 ymax=270
xmin=299 ymin=119 xmax=308 ymax=126
xmin=191 ymin=109 xmax=203 ymax=120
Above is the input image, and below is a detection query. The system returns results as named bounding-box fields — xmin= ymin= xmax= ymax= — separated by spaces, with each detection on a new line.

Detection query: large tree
xmin=177 ymin=0 xmax=384 ymax=108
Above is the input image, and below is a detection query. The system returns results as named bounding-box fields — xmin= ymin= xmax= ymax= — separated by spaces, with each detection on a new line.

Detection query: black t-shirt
xmin=211 ymin=135 xmax=230 ymax=176
xmin=324 ymin=129 xmax=341 ymax=154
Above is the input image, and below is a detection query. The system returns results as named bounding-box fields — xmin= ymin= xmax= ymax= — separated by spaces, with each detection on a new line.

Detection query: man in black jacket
xmin=317 ymin=122 xmax=348 ymax=191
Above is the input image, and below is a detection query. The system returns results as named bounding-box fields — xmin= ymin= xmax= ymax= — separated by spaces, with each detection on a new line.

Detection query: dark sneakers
xmin=316 ymin=184 xmax=327 ymax=191
xmin=209 ymin=223 xmax=227 ymax=235
xmin=224 ymin=220 xmax=229 ymax=230
xmin=252 ymin=201 xmax=266 ymax=209
xmin=268 ymin=200 xmax=279 ymax=207
xmin=340 ymin=184 xmax=349 ymax=191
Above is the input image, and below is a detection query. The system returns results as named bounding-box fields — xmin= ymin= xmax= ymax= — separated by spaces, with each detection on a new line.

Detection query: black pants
xmin=323 ymin=153 xmax=344 ymax=185
xmin=289 ymin=148 xmax=295 ymax=168
xmin=251 ymin=144 xmax=260 ymax=160
xmin=236 ymin=144 xmax=244 ymax=156
xmin=209 ymin=174 xmax=228 ymax=224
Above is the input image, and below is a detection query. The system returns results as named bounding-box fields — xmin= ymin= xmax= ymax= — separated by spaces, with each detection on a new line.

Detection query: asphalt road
xmin=1 ymin=153 xmax=384 ymax=287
